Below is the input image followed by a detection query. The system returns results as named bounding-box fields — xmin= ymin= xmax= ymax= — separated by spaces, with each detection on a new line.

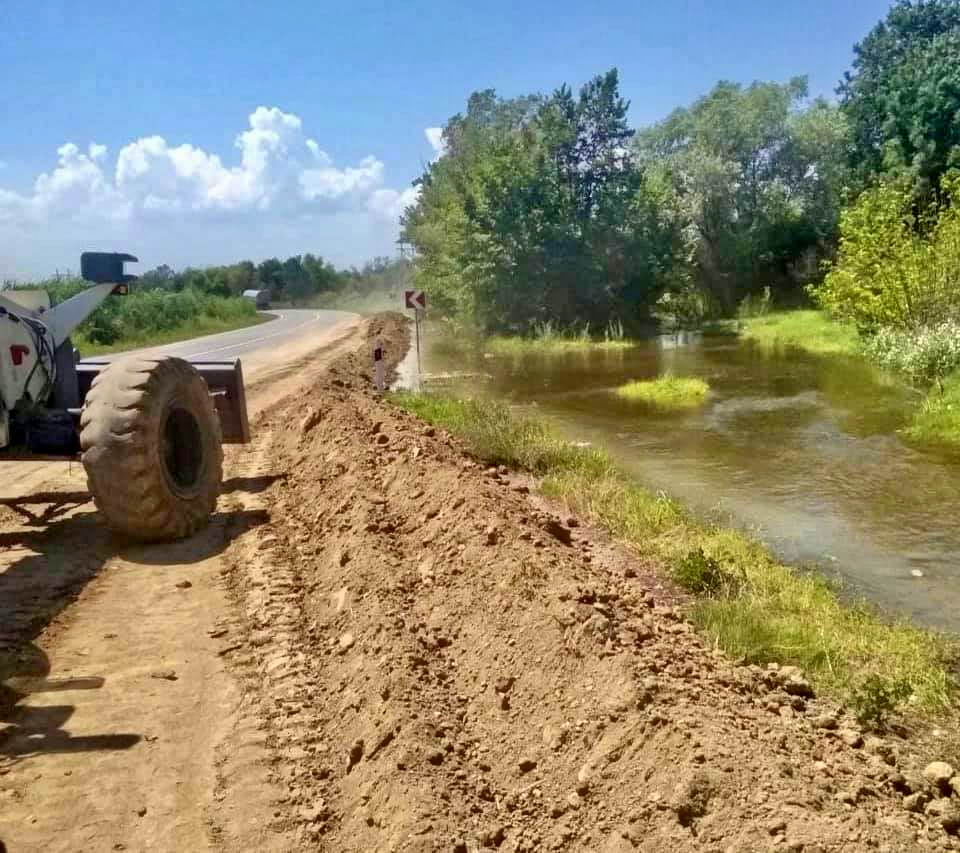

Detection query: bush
xmin=814 ymin=177 xmax=960 ymax=332
xmin=77 ymin=288 xmax=256 ymax=345
xmin=850 ymin=675 xmax=913 ymax=731
xmin=673 ymin=548 xmax=740 ymax=596
xmin=863 ymin=322 xmax=960 ymax=388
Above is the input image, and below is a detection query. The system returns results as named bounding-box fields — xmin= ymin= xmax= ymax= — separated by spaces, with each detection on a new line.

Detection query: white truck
xmin=0 ymin=252 xmax=250 ymax=541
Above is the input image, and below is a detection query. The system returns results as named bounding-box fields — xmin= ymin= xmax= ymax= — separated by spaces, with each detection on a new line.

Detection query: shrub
xmin=850 ymin=675 xmax=913 ymax=731
xmin=673 ymin=548 xmax=740 ymax=596
xmin=814 ymin=177 xmax=960 ymax=332
xmin=863 ymin=322 xmax=960 ymax=389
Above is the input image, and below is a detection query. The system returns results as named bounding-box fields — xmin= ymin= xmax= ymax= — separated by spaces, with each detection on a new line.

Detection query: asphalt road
xmin=82 ymin=309 xmax=357 ymax=363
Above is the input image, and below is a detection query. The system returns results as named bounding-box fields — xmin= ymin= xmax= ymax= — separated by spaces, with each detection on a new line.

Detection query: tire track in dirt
xmin=0 ymin=316 xmax=365 ymax=853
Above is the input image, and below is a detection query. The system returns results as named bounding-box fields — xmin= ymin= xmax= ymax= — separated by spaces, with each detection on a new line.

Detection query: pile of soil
xmin=224 ymin=313 xmax=960 ymax=852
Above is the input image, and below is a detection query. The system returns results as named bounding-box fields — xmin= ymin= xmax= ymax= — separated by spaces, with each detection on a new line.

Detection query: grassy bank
xmin=616 ymin=375 xmax=709 ymax=409
xmin=390 ymin=391 xmax=956 ymax=715
xmin=740 ymin=310 xmax=860 ymax=357
xmin=902 ymin=373 xmax=960 ymax=450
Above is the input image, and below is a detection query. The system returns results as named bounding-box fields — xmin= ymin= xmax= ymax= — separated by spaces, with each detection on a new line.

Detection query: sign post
xmin=404 ymin=290 xmax=426 ymax=382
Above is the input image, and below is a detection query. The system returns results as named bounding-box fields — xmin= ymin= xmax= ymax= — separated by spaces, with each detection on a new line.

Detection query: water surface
xmin=424 ymin=335 xmax=960 ymax=631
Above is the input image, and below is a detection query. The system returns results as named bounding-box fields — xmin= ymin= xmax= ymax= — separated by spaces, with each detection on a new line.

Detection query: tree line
xmin=132 ymin=254 xmax=408 ymax=305
xmin=400 ymin=0 xmax=960 ymax=336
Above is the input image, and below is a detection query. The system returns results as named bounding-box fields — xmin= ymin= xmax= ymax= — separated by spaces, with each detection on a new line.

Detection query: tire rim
xmin=162 ymin=406 xmax=205 ymax=496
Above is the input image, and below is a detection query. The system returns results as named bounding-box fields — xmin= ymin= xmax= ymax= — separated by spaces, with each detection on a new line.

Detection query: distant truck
xmin=243 ymin=289 xmax=271 ymax=310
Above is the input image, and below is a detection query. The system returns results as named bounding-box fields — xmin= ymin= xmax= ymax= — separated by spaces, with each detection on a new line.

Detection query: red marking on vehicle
xmin=9 ymin=345 xmax=29 ymax=366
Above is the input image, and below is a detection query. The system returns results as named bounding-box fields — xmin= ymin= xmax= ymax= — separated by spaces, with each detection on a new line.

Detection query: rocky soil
xmin=215 ymin=312 xmax=960 ymax=852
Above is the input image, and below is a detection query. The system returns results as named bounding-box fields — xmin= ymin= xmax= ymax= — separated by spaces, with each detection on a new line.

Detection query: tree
xmin=402 ymin=69 xmax=683 ymax=333
xmin=814 ymin=176 xmax=960 ymax=331
xmin=840 ymin=0 xmax=960 ymax=190
xmin=302 ymin=253 xmax=339 ymax=294
xmin=281 ymin=255 xmax=313 ymax=303
xmin=225 ymin=261 xmax=257 ymax=295
xmin=257 ymin=258 xmax=284 ymax=298
xmin=636 ymin=78 xmax=850 ymax=313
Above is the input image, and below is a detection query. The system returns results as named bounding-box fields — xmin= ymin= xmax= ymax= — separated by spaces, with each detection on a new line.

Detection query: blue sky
xmin=0 ymin=0 xmax=892 ymax=279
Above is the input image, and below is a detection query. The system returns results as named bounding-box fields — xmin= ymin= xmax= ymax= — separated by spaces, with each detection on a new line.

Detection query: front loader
xmin=0 ymin=252 xmax=249 ymax=541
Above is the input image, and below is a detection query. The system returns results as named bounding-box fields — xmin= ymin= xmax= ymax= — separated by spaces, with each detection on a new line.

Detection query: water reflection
xmin=425 ymin=336 xmax=960 ymax=631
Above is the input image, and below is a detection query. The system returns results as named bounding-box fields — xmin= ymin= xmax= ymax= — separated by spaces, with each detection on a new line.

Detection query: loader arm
xmin=45 ymin=283 xmax=117 ymax=346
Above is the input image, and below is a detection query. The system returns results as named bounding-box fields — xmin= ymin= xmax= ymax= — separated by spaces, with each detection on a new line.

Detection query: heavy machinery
xmin=0 ymin=252 xmax=250 ymax=541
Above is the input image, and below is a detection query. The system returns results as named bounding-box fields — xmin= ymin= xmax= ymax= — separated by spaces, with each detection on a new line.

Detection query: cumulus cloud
xmin=425 ymin=127 xmax=446 ymax=158
xmin=0 ymin=108 xmax=439 ymax=277
xmin=0 ymin=107 xmax=417 ymax=223
xmin=367 ymin=185 xmax=421 ymax=221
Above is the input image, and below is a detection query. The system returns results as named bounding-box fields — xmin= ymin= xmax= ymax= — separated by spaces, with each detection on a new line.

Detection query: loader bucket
xmin=76 ymin=358 xmax=250 ymax=444
xmin=191 ymin=360 xmax=250 ymax=444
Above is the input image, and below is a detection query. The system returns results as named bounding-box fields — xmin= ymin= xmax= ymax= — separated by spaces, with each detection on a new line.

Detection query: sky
xmin=0 ymin=0 xmax=893 ymax=280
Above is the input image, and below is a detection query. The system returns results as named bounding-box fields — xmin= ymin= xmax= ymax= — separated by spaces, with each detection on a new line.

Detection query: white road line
xmin=172 ymin=312 xmax=324 ymax=359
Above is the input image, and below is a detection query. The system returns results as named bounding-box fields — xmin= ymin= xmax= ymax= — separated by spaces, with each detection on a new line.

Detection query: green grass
xmin=615 ymin=375 xmax=709 ymax=409
xmin=740 ymin=310 xmax=861 ymax=357
xmin=74 ymin=313 xmax=271 ymax=356
xmin=902 ymin=372 xmax=960 ymax=450
xmin=389 ymin=391 xmax=957 ymax=714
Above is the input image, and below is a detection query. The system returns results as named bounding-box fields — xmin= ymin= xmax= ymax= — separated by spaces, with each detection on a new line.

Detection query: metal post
xmin=415 ymin=309 xmax=422 ymax=387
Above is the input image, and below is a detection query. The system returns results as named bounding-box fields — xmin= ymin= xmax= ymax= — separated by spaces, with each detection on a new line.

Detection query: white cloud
xmin=0 ymin=108 xmax=433 ymax=278
xmin=367 ymin=185 xmax=421 ymax=221
xmin=425 ymin=127 xmax=446 ymax=158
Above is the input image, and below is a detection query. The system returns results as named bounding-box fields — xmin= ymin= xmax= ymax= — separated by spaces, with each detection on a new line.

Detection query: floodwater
xmin=423 ymin=334 xmax=960 ymax=631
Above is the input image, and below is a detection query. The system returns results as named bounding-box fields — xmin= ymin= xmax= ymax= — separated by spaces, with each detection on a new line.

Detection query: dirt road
xmin=0 ymin=313 xmax=362 ymax=853
xmin=2 ymin=312 xmax=959 ymax=852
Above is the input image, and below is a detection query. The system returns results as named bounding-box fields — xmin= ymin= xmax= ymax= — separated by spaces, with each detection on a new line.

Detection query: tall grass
xmin=740 ymin=310 xmax=860 ymax=357
xmin=486 ymin=319 xmax=637 ymax=355
xmin=390 ymin=391 xmax=957 ymax=714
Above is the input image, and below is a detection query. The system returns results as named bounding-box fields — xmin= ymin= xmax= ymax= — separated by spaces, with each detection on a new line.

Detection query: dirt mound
xmin=224 ymin=313 xmax=958 ymax=851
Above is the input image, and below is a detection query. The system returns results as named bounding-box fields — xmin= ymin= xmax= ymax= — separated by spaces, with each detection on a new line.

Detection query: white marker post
xmin=373 ymin=338 xmax=385 ymax=392
xmin=404 ymin=289 xmax=426 ymax=384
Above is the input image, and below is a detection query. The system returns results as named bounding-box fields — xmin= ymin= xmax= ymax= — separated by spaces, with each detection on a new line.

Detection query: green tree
xmin=302 ymin=253 xmax=339 ymax=294
xmin=225 ymin=261 xmax=257 ymax=295
xmin=281 ymin=255 xmax=313 ymax=303
xmin=839 ymin=0 xmax=960 ymax=190
xmin=257 ymin=258 xmax=284 ymax=298
xmin=637 ymin=78 xmax=850 ymax=313
xmin=403 ymin=69 xmax=684 ymax=333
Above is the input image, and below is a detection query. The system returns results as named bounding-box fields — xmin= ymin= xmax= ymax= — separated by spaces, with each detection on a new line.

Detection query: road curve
xmin=81 ymin=308 xmax=358 ymax=363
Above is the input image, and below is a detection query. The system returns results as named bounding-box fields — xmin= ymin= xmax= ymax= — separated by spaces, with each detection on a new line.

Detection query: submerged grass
xmin=740 ymin=310 xmax=860 ymax=357
xmin=486 ymin=336 xmax=636 ymax=355
xmin=616 ymin=375 xmax=709 ymax=409
xmin=390 ymin=391 xmax=957 ymax=714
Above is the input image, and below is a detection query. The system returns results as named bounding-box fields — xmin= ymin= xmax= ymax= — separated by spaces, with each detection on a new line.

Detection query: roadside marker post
xmin=373 ymin=338 xmax=385 ymax=391
xmin=404 ymin=290 xmax=426 ymax=383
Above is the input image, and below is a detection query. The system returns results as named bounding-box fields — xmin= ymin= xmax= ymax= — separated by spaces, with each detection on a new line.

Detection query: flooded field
xmin=424 ymin=334 xmax=960 ymax=631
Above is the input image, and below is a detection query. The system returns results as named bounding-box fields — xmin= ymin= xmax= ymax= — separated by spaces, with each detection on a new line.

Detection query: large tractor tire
xmin=80 ymin=357 xmax=223 ymax=542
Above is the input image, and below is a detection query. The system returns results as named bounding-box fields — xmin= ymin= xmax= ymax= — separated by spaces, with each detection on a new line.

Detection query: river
xmin=419 ymin=332 xmax=960 ymax=632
